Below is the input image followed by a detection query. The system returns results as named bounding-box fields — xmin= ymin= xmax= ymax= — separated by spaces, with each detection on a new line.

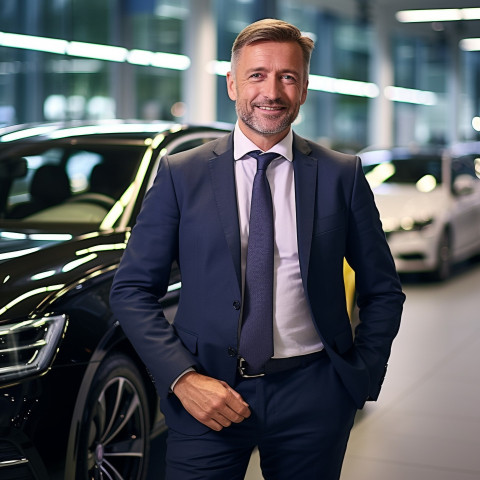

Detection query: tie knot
xmin=248 ymin=150 xmax=278 ymax=171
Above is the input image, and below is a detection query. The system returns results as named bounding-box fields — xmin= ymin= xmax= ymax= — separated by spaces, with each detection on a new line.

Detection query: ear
xmin=226 ymin=71 xmax=237 ymax=101
xmin=300 ymin=79 xmax=308 ymax=105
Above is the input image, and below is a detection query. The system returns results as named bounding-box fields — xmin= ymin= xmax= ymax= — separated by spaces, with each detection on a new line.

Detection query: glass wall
xmin=0 ymin=0 xmax=478 ymax=149
xmin=392 ymin=35 xmax=449 ymax=145
xmin=462 ymin=50 xmax=480 ymax=142
xmin=0 ymin=0 xmax=186 ymax=125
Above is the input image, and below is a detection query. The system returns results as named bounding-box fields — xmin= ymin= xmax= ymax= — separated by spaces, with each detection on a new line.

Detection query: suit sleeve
xmin=345 ymin=156 xmax=405 ymax=400
xmin=109 ymin=155 xmax=198 ymax=398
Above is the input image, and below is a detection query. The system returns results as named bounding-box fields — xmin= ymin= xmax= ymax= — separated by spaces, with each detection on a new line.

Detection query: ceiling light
xmin=460 ymin=38 xmax=480 ymax=51
xmin=0 ymin=31 xmax=67 ymax=54
xmin=384 ymin=86 xmax=437 ymax=106
xmin=0 ymin=31 xmax=190 ymax=71
xmin=66 ymin=41 xmax=128 ymax=62
xmin=396 ymin=8 xmax=480 ymax=23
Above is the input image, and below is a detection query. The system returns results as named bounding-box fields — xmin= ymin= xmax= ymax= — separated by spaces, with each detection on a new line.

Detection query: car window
xmin=66 ymin=151 xmax=103 ymax=192
xmin=362 ymin=153 xmax=443 ymax=188
xmin=4 ymin=144 xmax=144 ymax=223
xmin=9 ymin=148 xmax=64 ymax=204
xmin=168 ymin=136 xmax=220 ymax=155
xmin=452 ymin=154 xmax=480 ymax=181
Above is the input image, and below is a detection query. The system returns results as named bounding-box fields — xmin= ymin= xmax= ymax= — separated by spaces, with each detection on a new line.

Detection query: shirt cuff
xmin=170 ymin=367 xmax=195 ymax=392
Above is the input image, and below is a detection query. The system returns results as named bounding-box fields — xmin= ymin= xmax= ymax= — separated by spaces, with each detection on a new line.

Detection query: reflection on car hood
xmin=0 ymin=228 xmax=126 ymax=320
xmin=0 ymin=231 xmax=72 ymax=264
xmin=372 ymin=184 xmax=448 ymax=220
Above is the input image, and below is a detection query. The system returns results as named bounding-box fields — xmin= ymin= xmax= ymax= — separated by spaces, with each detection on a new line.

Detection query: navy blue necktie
xmin=239 ymin=150 xmax=278 ymax=374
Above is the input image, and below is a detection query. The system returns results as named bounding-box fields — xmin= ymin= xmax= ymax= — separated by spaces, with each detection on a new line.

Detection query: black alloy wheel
xmin=77 ymin=354 xmax=151 ymax=480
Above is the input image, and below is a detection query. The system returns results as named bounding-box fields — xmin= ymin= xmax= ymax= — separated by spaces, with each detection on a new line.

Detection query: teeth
xmin=258 ymin=106 xmax=281 ymax=111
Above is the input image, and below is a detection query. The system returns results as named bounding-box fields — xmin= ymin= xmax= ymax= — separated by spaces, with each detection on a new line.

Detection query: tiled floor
xmin=245 ymin=261 xmax=480 ymax=480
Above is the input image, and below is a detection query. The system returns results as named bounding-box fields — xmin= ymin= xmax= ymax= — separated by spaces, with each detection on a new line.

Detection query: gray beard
xmin=236 ymin=103 xmax=298 ymax=136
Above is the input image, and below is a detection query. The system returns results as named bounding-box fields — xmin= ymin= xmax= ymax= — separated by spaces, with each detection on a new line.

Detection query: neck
xmin=237 ymin=121 xmax=289 ymax=152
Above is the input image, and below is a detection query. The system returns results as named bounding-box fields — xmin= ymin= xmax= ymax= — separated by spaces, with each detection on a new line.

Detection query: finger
xmin=220 ymin=381 xmax=250 ymax=406
xmin=212 ymin=395 xmax=250 ymax=424
xmin=223 ymin=388 xmax=251 ymax=418
xmin=210 ymin=404 xmax=248 ymax=428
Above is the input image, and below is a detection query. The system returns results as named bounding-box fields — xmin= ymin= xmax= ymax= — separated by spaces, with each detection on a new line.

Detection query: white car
xmin=360 ymin=145 xmax=480 ymax=280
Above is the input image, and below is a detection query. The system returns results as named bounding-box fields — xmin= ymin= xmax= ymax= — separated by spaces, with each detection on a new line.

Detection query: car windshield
xmin=0 ymin=142 xmax=145 ymax=227
xmin=361 ymin=150 xmax=443 ymax=192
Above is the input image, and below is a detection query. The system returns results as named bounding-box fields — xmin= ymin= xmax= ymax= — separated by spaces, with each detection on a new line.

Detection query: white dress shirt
xmin=171 ymin=125 xmax=324 ymax=390
xmin=233 ymin=124 xmax=324 ymax=358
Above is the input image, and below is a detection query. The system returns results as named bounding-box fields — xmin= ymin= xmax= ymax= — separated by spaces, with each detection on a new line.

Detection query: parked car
xmin=0 ymin=120 xmax=231 ymax=480
xmin=0 ymin=121 xmax=357 ymax=480
xmin=360 ymin=145 xmax=480 ymax=280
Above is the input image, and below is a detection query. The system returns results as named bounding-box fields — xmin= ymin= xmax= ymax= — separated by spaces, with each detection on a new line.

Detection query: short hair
xmin=231 ymin=18 xmax=315 ymax=80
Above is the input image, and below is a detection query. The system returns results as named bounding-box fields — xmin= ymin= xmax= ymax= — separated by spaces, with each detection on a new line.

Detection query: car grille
xmin=0 ymin=440 xmax=34 ymax=480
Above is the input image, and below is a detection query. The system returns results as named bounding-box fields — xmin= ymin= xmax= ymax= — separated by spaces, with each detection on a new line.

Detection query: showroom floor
xmin=244 ymin=261 xmax=480 ymax=480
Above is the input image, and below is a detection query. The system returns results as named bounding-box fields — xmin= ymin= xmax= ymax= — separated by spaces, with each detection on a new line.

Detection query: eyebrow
xmin=244 ymin=67 xmax=300 ymax=76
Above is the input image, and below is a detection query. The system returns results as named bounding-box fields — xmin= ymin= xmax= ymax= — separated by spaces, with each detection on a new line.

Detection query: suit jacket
xmin=110 ymin=131 xmax=405 ymax=434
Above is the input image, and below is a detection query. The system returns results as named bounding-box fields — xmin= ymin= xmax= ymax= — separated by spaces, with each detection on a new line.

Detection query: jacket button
xmin=233 ymin=300 xmax=241 ymax=310
xmin=227 ymin=347 xmax=237 ymax=357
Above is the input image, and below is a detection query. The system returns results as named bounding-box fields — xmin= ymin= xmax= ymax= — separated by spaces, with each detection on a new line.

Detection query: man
xmin=110 ymin=18 xmax=405 ymax=480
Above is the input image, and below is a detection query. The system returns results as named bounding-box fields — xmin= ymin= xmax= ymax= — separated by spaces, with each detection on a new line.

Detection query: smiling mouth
xmin=255 ymin=105 xmax=285 ymax=112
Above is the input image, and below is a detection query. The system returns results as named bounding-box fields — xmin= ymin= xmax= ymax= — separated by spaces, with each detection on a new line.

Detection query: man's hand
xmin=173 ymin=371 xmax=251 ymax=431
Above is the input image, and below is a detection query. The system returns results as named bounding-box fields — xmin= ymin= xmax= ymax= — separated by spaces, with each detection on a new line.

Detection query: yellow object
xmin=343 ymin=259 xmax=356 ymax=320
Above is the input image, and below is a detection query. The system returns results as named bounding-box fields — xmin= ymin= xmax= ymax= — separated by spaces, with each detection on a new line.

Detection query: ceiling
xmin=298 ymin=0 xmax=480 ymax=42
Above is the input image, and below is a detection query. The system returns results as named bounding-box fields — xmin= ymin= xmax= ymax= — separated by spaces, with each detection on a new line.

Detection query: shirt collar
xmin=233 ymin=122 xmax=293 ymax=162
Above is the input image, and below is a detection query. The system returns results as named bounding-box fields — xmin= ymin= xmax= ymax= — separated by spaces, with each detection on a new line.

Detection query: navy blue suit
xmin=110 ymin=131 xmax=405 ymax=477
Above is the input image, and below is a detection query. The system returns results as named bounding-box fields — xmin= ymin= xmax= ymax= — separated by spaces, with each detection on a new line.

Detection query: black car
xmin=0 ymin=121 xmax=230 ymax=480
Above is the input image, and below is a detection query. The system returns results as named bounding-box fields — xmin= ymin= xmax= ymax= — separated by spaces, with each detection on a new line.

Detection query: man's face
xmin=227 ymin=41 xmax=308 ymax=147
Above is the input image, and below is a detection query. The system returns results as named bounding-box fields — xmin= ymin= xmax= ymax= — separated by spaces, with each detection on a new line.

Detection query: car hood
xmin=371 ymin=184 xmax=449 ymax=229
xmin=0 ymin=231 xmax=72 ymax=264
xmin=0 ymin=226 xmax=127 ymax=320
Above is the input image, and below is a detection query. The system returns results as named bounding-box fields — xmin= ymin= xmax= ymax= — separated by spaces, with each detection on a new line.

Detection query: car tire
xmin=75 ymin=353 xmax=151 ymax=480
xmin=433 ymin=229 xmax=452 ymax=281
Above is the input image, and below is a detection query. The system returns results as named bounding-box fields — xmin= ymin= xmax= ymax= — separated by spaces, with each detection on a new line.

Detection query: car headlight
xmin=382 ymin=216 xmax=433 ymax=233
xmin=0 ymin=314 xmax=67 ymax=385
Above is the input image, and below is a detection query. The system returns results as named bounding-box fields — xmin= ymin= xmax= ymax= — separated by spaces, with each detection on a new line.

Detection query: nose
xmin=263 ymin=75 xmax=282 ymax=100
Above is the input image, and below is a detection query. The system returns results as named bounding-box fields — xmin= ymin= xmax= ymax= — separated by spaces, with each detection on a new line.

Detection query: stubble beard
xmin=236 ymin=101 xmax=299 ymax=136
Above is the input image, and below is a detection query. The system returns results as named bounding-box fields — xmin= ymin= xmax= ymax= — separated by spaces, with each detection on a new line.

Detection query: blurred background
xmin=1 ymin=0 xmax=479 ymax=152
xmin=2 ymin=2 xmax=480 ymax=480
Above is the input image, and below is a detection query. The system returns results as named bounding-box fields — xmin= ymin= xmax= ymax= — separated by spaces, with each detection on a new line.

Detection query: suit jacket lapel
xmin=293 ymin=133 xmax=317 ymax=288
xmin=207 ymin=132 xmax=317 ymax=291
xmin=208 ymin=133 xmax=242 ymax=289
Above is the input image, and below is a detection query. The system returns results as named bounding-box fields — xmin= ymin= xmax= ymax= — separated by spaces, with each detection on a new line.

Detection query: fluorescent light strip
xmin=460 ymin=38 xmax=480 ymax=51
xmin=396 ymin=8 xmax=480 ymax=23
xmin=67 ymin=41 xmax=128 ymax=62
xmin=384 ymin=86 xmax=437 ymax=105
xmin=0 ymin=33 xmax=437 ymax=105
xmin=0 ymin=31 xmax=67 ymax=53
xmin=309 ymin=74 xmax=379 ymax=98
xmin=210 ymin=61 xmax=433 ymax=104
xmin=209 ymin=61 xmax=379 ymax=98
xmin=0 ymin=31 xmax=190 ymax=70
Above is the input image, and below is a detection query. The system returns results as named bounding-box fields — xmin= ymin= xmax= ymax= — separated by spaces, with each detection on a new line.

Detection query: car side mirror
xmin=453 ymin=174 xmax=476 ymax=196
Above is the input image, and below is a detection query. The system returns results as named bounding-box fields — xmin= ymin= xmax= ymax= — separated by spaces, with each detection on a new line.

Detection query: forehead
xmin=237 ymin=40 xmax=305 ymax=71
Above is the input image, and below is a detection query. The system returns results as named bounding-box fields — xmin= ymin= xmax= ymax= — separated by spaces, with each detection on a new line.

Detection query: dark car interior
xmin=1 ymin=145 xmax=142 ymax=223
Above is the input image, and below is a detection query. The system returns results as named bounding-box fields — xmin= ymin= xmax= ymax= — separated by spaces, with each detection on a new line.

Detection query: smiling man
xmin=110 ymin=18 xmax=405 ymax=480
xmin=227 ymin=34 xmax=308 ymax=149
